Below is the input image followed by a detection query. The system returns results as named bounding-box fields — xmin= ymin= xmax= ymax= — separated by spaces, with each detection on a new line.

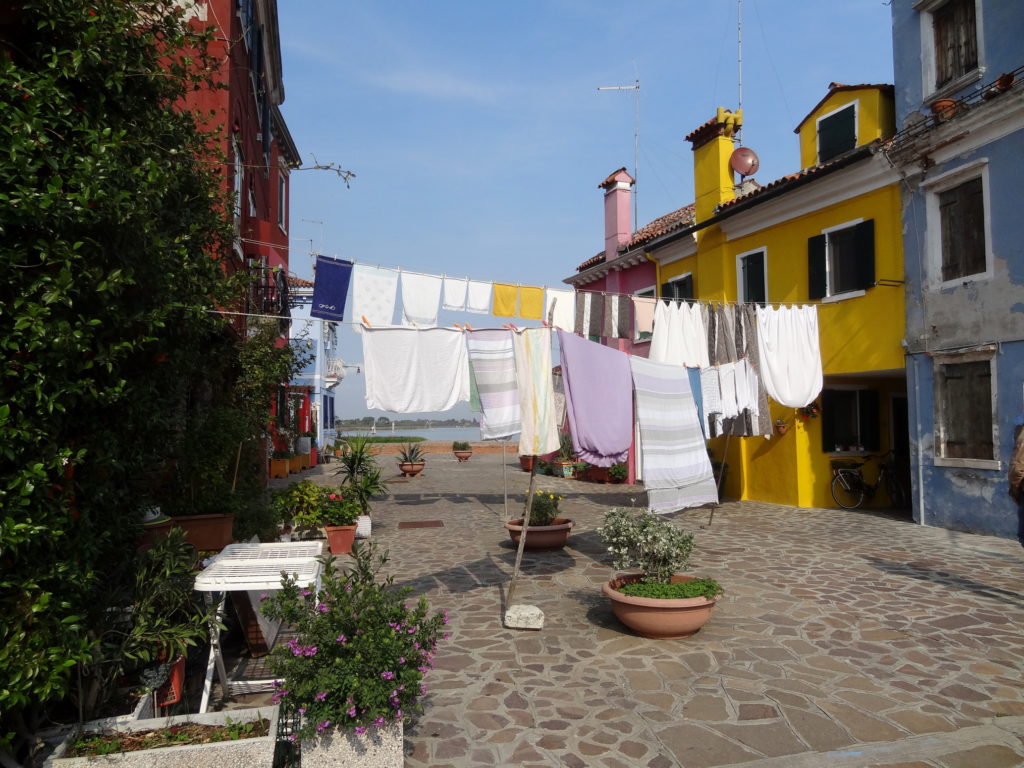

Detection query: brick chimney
xmin=686 ymin=107 xmax=742 ymax=224
xmin=598 ymin=168 xmax=634 ymax=261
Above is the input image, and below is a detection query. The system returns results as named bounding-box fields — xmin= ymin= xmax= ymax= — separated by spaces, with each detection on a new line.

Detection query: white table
xmin=193 ymin=541 xmax=324 ymax=712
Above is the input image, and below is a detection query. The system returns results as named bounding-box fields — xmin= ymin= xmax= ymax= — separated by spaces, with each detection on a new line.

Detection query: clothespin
xmin=361 ymin=315 xmax=372 ymax=328
xmin=465 ymin=323 xmax=473 ymax=331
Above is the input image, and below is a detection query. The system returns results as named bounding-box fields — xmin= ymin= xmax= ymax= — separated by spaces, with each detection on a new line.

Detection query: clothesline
xmin=247 ymin=237 xmax=815 ymax=308
xmin=205 ymin=308 xmax=545 ymax=333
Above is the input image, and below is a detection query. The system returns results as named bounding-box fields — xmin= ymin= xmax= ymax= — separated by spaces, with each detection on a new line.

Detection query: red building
xmin=181 ymin=0 xmax=299 ymax=323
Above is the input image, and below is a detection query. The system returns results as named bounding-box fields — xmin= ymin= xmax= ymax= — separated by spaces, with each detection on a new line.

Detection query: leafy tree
xmin=0 ymin=2 xmax=256 ymax=763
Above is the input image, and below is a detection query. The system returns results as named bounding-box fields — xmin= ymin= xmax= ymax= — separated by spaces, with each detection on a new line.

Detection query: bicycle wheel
xmin=832 ymin=473 xmax=866 ymax=509
xmin=886 ymin=473 xmax=908 ymax=509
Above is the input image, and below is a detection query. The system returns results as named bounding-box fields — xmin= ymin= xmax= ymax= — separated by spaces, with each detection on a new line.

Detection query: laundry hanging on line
xmin=465 ymin=329 xmax=521 ymax=440
xmin=310 ymin=255 xmax=353 ymax=322
xmin=360 ymin=327 xmax=470 ymax=413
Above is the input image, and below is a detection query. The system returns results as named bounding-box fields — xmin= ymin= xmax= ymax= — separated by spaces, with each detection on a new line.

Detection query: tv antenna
xmin=597 ymin=79 xmax=640 ymax=230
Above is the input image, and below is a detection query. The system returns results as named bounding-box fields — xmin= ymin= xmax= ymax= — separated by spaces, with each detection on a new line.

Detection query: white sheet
xmin=400 ymin=272 xmax=442 ymax=326
xmin=756 ymin=305 xmax=823 ymax=408
xmin=351 ymin=265 xmax=399 ymax=329
xmin=362 ymin=328 xmax=470 ymax=413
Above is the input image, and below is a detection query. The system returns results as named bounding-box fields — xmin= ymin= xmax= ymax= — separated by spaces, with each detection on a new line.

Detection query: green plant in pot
xmin=608 ymin=462 xmax=628 ymax=483
xmin=397 ymin=443 xmax=426 ymax=477
xmin=597 ymin=508 xmax=723 ymax=639
xmin=503 ymin=488 xmax=573 ymax=550
xmin=273 ymin=480 xmax=327 ymax=538
xmin=552 ymin=432 xmax=577 ymax=477
xmin=452 ymin=440 xmax=472 ymax=462
xmin=321 ymin=487 xmax=361 ymax=555
xmin=259 ymin=541 xmax=446 ymax=756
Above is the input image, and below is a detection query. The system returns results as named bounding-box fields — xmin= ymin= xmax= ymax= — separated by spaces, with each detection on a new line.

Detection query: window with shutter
xmin=939 ymin=177 xmax=986 ymax=281
xmin=808 ymin=219 xmax=875 ymax=299
xmin=660 ymin=274 xmax=693 ymax=304
xmin=936 ymin=359 xmax=994 ymax=461
xmin=933 ymin=0 xmax=978 ymax=90
xmin=739 ymin=251 xmax=766 ymax=305
xmin=817 ymin=103 xmax=856 ymax=164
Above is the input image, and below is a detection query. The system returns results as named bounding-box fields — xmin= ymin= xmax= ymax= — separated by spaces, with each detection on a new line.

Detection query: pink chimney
xmin=598 ymin=167 xmax=634 ymax=261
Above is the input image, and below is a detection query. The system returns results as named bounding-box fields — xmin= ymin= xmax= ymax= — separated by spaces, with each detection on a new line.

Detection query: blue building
xmin=288 ymin=274 xmax=345 ymax=452
xmin=888 ymin=0 xmax=1024 ymax=539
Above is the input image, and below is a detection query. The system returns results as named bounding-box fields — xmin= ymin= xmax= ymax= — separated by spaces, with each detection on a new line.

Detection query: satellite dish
xmin=730 ymin=146 xmax=760 ymax=177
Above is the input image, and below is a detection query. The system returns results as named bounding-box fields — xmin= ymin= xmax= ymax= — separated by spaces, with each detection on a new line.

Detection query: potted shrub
xmin=551 ymin=433 xmax=577 ymax=477
xmin=321 ymin=488 xmax=360 ymax=555
xmin=273 ymin=479 xmax=327 ymax=540
xmin=504 ymin=489 xmax=574 ymax=550
xmin=334 ymin=439 xmax=387 ymax=540
xmin=259 ymin=542 xmax=446 ymax=767
xmin=608 ymin=462 xmax=628 ymax=484
xmin=452 ymin=440 xmax=473 ymax=462
xmin=270 ymin=449 xmax=291 ymax=479
xmin=597 ymin=508 xmax=723 ymax=639
xmin=397 ymin=443 xmax=426 ymax=477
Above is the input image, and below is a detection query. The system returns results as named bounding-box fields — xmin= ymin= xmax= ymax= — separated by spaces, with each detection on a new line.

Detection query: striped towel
xmin=466 ymin=330 xmax=521 ymax=440
xmin=629 ymin=355 xmax=718 ymax=514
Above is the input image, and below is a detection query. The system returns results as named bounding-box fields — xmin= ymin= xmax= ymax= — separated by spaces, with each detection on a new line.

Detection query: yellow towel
xmin=492 ymin=283 xmax=518 ymax=317
xmin=519 ymin=286 xmax=544 ymax=320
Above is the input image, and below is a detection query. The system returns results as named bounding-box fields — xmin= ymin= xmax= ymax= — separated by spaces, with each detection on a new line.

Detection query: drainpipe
xmin=910 ymin=354 xmax=926 ymax=527
xmin=644 ymin=252 xmax=660 ymax=291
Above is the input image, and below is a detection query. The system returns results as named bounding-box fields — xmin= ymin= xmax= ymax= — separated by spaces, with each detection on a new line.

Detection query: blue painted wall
xmin=892 ymin=0 xmax=1024 ymax=541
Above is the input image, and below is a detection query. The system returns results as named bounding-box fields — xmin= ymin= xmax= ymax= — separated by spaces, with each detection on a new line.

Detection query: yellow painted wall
xmin=798 ymin=88 xmax=896 ymax=170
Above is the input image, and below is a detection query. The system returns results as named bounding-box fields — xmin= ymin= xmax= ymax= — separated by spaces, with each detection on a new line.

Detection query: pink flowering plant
xmin=320 ymin=487 xmax=360 ymax=527
xmin=259 ymin=540 xmax=447 ymax=740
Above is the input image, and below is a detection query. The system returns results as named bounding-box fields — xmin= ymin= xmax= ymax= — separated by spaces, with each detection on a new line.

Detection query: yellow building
xmin=654 ymin=84 xmax=907 ymax=509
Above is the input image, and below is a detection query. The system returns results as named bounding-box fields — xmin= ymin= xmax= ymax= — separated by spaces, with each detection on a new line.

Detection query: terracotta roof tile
xmin=287 ymin=274 xmax=314 ymax=288
xmin=627 ymin=203 xmax=695 ymax=248
xmin=576 ymin=251 xmax=606 ymax=272
xmin=598 ymin=167 xmax=634 ymax=188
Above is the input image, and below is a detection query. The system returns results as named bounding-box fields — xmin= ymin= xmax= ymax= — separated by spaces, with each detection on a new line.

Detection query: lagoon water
xmin=336 ymin=426 xmax=498 ymax=443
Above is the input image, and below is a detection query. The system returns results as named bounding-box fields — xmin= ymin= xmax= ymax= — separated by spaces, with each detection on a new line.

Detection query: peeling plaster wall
xmin=908 ymin=347 xmax=1024 ymax=540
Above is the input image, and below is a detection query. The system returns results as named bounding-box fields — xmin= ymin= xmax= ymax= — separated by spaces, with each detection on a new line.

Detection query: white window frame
xmin=921 ymin=158 xmax=992 ymax=290
xmin=815 ymin=101 xmax=858 ymax=165
xmin=932 ymin=347 xmax=999 ymax=470
xmin=735 ymin=247 xmax=768 ymax=305
xmin=915 ymin=0 xmax=986 ymax=102
xmin=632 ymin=284 xmax=656 ymax=343
xmin=664 ymin=272 xmax=693 ymax=301
xmin=819 ymin=218 xmax=866 ymax=303
xmin=277 ymin=167 xmax=288 ymax=233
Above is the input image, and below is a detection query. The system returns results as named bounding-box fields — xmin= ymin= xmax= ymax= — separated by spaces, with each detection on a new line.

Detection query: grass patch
xmin=617 ymin=578 xmax=723 ymax=600
xmin=67 ymin=719 xmax=270 ymax=756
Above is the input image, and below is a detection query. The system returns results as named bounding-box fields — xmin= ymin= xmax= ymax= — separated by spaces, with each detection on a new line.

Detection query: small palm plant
xmin=397 ymin=443 xmax=425 ymax=464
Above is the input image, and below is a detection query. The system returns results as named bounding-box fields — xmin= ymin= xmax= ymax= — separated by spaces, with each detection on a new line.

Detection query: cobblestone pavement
xmin=286 ymin=450 xmax=1024 ymax=767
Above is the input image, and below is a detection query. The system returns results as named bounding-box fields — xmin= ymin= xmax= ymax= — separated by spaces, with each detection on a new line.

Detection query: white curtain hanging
xmin=755 ymin=305 xmax=823 ymax=408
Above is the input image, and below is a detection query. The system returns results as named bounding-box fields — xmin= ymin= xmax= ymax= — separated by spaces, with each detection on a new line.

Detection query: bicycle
xmin=830 ymin=451 xmax=907 ymax=510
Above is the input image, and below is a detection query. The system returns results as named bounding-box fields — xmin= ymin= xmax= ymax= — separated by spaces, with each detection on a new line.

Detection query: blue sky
xmin=276 ymin=1 xmax=895 ymax=421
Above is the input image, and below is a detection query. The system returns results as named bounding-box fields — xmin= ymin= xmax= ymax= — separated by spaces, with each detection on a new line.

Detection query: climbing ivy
xmin=0 ymin=2 xmax=248 ymax=762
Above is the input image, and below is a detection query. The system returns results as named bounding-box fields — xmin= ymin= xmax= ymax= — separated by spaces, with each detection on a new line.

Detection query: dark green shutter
xmin=854 ymin=219 xmax=875 ymax=290
xmin=821 ymin=389 xmax=838 ymax=452
xmin=808 ymin=235 xmax=827 ymax=299
xmin=818 ymin=104 xmax=856 ymax=163
xmin=859 ymin=389 xmax=880 ymax=452
xmin=660 ymin=282 xmax=672 ymax=304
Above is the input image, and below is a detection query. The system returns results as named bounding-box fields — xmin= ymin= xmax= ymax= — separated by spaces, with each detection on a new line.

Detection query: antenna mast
xmin=597 ymin=80 xmax=640 ymax=230
xmin=737 ymin=0 xmax=743 ymax=143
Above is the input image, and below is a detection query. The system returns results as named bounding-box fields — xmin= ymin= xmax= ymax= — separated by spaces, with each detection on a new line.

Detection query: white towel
xmin=512 ymin=327 xmax=560 ymax=456
xmin=718 ymin=362 xmax=739 ymax=419
xmin=649 ymin=301 xmax=678 ymax=364
xmin=756 ymin=305 xmax=823 ymax=408
xmin=466 ymin=280 xmax=492 ymax=314
xmin=442 ymin=277 xmax=467 ymax=311
xmin=545 ymin=289 xmax=575 ymax=330
xmin=400 ymin=272 xmax=442 ymax=326
xmin=700 ymin=367 xmax=723 ymax=437
xmin=680 ymin=302 xmax=710 ymax=368
xmin=361 ymin=328 xmax=470 ymax=413
xmin=351 ymin=265 xmax=398 ymax=329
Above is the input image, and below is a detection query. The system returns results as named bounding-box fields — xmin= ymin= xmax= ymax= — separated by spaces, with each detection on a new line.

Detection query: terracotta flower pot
xmin=519 ymin=455 xmax=535 ymax=472
xmin=504 ymin=517 xmax=574 ymax=550
xmin=603 ymin=573 xmax=720 ymax=639
xmin=930 ymin=98 xmax=958 ymax=121
xmin=399 ymin=461 xmax=425 ymax=477
xmin=453 ymin=450 xmax=472 ymax=462
xmin=289 ymin=455 xmax=303 ymax=474
xmin=269 ymin=458 xmax=289 ymax=479
xmin=169 ymin=513 xmax=234 ymax=551
xmin=324 ymin=524 xmax=357 ymax=555
xmin=774 ymin=422 xmax=788 ymax=436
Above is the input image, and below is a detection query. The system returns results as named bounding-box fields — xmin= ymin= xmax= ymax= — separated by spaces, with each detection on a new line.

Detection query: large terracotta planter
xmin=603 ymin=573 xmax=720 ymax=639
xmin=169 ymin=513 xmax=234 ymax=551
xmin=269 ymin=457 xmax=289 ymax=479
xmin=324 ymin=524 xmax=357 ymax=555
xmin=399 ymin=461 xmax=425 ymax=477
xmin=301 ymin=720 xmax=402 ymax=768
xmin=587 ymin=466 xmax=610 ymax=483
xmin=504 ymin=517 xmax=574 ymax=550
xmin=453 ymin=450 xmax=472 ymax=462
xmin=519 ymin=455 xmax=534 ymax=472
xmin=289 ymin=455 xmax=303 ymax=474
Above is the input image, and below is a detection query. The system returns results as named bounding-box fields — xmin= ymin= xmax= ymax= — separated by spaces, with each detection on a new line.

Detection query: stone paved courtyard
xmin=275 ymin=448 xmax=1024 ymax=767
